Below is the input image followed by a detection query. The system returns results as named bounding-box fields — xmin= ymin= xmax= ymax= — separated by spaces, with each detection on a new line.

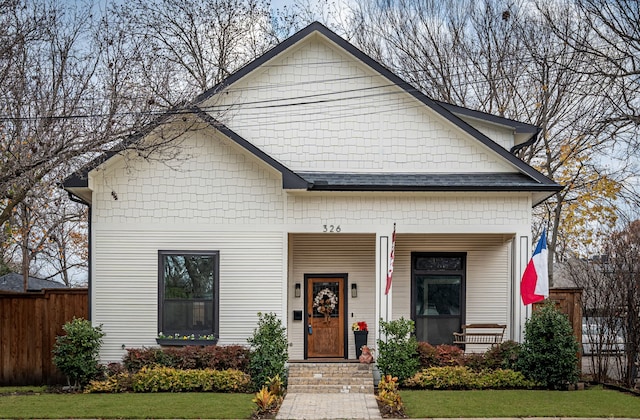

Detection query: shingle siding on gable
xmin=208 ymin=36 xmax=514 ymax=174
xmin=90 ymin=127 xmax=285 ymax=225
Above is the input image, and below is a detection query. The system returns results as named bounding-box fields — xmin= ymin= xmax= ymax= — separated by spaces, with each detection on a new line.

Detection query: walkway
xmin=275 ymin=392 xmax=382 ymax=420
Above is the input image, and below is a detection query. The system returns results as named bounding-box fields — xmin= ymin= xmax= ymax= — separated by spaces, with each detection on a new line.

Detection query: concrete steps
xmin=287 ymin=362 xmax=375 ymax=394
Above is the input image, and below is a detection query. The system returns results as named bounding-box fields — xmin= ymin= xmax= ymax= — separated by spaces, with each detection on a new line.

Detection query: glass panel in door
xmin=415 ymin=274 xmax=462 ymax=344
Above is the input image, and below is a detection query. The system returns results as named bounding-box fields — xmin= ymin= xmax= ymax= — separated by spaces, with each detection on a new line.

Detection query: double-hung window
xmin=158 ymin=250 xmax=219 ymax=338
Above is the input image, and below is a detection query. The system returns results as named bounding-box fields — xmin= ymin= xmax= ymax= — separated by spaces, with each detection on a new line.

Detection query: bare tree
xmin=106 ymin=0 xmax=284 ymax=104
xmin=565 ymin=257 xmax=625 ymax=382
xmin=1 ymin=0 xmax=306 ymax=283
xmin=348 ymin=0 xmax=628 ymax=278
xmin=539 ymin=0 xmax=639 ymax=129
xmin=604 ymin=220 xmax=640 ymax=387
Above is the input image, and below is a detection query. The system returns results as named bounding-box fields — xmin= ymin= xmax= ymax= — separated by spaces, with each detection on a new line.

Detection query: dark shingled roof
xmin=298 ymin=172 xmax=559 ymax=192
xmin=0 ymin=273 xmax=67 ymax=292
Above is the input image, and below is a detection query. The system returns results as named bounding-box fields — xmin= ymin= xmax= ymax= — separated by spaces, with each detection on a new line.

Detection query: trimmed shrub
xmin=405 ymin=366 xmax=479 ymax=389
xmin=417 ymin=342 xmax=466 ymax=368
xmin=483 ymin=340 xmax=522 ymax=371
xmin=481 ymin=368 xmax=535 ymax=389
xmin=52 ymin=318 xmax=105 ymax=389
xmin=200 ymin=345 xmax=251 ymax=372
xmin=84 ymin=373 xmax=132 ymax=393
xmin=122 ymin=345 xmax=251 ymax=373
xmin=517 ymin=300 xmax=580 ymax=389
xmin=120 ymin=366 xmax=251 ymax=393
xmin=123 ymin=347 xmax=168 ymax=372
xmin=376 ymin=317 xmax=419 ymax=382
xmin=247 ymin=312 xmax=288 ymax=391
xmin=404 ymin=366 xmax=536 ymax=390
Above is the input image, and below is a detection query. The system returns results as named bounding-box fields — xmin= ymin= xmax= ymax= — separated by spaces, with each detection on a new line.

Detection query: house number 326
xmin=323 ymin=224 xmax=341 ymax=233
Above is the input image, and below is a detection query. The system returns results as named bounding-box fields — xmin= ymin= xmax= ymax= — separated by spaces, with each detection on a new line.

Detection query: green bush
xmin=84 ymin=373 xmax=132 ymax=393
xmin=517 ymin=300 xmax=580 ymax=389
xmin=122 ymin=345 xmax=251 ymax=373
xmin=404 ymin=366 xmax=536 ymax=390
xmin=247 ymin=312 xmax=288 ymax=391
xmin=376 ymin=317 xmax=419 ymax=382
xmin=122 ymin=366 xmax=250 ymax=393
xmin=52 ymin=318 xmax=105 ymax=389
xmin=483 ymin=340 xmax=522 ymax=371
xmin=481 ymin=368 xmax=535 ymax=389
xmin=417 ymin=342 xmax=465 ymax=368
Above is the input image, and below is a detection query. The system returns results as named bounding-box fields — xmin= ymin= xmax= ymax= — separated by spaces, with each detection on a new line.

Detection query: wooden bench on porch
xmin=453 ymin=324 xmax=506 ymax=348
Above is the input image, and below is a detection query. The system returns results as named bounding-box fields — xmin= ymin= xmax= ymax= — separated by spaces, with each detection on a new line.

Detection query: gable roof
xmin=64 ymin=21 xmax=561 ymax=205
xmin=0 ymin=273 xmax=67 ymax=292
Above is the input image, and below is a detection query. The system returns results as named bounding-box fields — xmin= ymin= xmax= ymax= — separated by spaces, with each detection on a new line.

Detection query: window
xmin=158 ymin=251 xmax=219 ymax=337
xmin=412 ymin=253 xmax=465 ymax=345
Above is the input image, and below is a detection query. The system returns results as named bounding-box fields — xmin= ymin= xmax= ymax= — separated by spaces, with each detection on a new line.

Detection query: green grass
xmin=0 ymin=392 xmax=255 ymax=419
xmin=3 ymin=386 xmax=640 ymax=418
xmin=401 ymin=386 xmax=640 ymax=418
xmin=0 ymin=386 xmax=47 ymax=394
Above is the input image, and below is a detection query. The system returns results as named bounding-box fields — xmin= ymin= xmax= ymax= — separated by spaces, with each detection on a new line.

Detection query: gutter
xmin=510 ymin=128 xmax=540 ymax=154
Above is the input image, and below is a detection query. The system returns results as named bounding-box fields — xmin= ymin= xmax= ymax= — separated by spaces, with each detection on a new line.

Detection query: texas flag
xmin=520 ymin=229 xmax=549 ymax=305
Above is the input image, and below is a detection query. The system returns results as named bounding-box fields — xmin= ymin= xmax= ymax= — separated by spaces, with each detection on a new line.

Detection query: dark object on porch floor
xmin=453 ymin=324 xmax=506 ymax=347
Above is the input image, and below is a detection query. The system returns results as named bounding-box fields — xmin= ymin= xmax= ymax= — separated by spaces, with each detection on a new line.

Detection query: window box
xmin=155 ymin=338 xmax=218 ymax=347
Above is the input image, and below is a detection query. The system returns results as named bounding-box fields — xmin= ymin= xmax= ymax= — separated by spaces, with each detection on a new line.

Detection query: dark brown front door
xmin=306 ymin=277 xmax=345 ymax=358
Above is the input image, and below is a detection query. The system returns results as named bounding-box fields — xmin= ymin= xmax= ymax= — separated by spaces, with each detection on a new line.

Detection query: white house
xmin=64 ymin=22 xmax=561 ymax=363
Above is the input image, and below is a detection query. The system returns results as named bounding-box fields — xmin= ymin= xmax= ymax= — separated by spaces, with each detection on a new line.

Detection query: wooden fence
xmin=0 ymin=288 xmax=88 ymax=385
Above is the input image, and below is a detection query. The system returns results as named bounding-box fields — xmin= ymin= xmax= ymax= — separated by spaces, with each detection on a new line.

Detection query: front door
xmin=306 ymin=276 xmax=345 ymax=358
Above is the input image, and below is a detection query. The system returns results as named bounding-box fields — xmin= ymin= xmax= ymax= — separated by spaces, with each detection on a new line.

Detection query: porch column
xmin=514 ymin=232 xmax=531 ymax=342
xmin=376 ymin=227 xmax=394 ymax=337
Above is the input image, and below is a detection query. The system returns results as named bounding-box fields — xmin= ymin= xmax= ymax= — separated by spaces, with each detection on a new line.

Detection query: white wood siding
xmin=93 ymin=228 xmax=285 ymax=363
xmin=288 ymin=234 xmax=376 ymax=360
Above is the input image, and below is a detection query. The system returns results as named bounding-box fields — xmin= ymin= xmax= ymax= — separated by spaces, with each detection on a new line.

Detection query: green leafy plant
xmin=252 ymin=374 xmax=285 ymax=417
xmin=252 ymin=386 xmax=279 ymax=416
xmin=247 ymin=312 xmax=288 ymax=391
xmin=124 ymin=366 xmax=250 ymax=393
xmin=404 ymin=366 xmax=536 ymax=390
xmin=416 ymin=342 xmax=465 ymax=368
xmin=517 ymin=300 xmax=580 ymax=389
xmin=376 ymin=374 xmax=405 ymax=417
xmin=483 ymin=340 xmax=522 ymax=371
xmin=122 ymin=345 xmax=250 ymax=373
xmin=52 ymin=318 xmax=105 ymax=389
xmin=376 ymin=317 xmax=419 ymax=382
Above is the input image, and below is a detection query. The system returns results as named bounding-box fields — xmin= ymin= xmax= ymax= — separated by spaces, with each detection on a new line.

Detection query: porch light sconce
xmin=351 ymin=283 xmax=358 ymax=298
xmin=295 ymin=283 xmax=301 ymax=298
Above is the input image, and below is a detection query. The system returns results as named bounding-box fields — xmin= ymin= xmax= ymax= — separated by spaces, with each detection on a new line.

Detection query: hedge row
xmin=121 ymin=345 xmax=251 ymax=373
xmin=417 ymin=341 xmax=521 ymax=372
xmin=404 ymin=366 xmax=536 ymax=390
xmin=86 ymin=366 xmax=251 ymax=393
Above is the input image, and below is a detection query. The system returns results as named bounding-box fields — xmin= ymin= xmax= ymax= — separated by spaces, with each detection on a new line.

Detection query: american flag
xmin=385 ymin=223 xmax=396 ymax=295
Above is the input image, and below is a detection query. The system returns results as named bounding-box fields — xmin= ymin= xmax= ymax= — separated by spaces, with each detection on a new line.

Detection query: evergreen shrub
xmin=517 ymin=300 xmax=580 ymax=389
xmin=52 ymin=318 xmax=105 ymax=389
xmin=376 ymin=317 xmax=419 ymax=382
xmin=247 ymin=312 xmax=288 ymax=391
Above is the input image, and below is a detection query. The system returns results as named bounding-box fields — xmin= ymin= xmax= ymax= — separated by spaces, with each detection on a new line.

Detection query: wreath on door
xmin=313 ymin=288 xmax=338 ymax=322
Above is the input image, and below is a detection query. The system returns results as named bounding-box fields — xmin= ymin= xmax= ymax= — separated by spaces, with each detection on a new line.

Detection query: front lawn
xmin=0 ymin=392 xmax=254 ymax=419
xmin=3 ymin=386 xmax=640 ymax=418
xmin=402 ymin=386 xmax=640 ymax=418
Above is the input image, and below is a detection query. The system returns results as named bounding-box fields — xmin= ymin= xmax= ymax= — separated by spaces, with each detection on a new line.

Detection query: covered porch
xmin=285 ymin=231 xmax=530 ymax=360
